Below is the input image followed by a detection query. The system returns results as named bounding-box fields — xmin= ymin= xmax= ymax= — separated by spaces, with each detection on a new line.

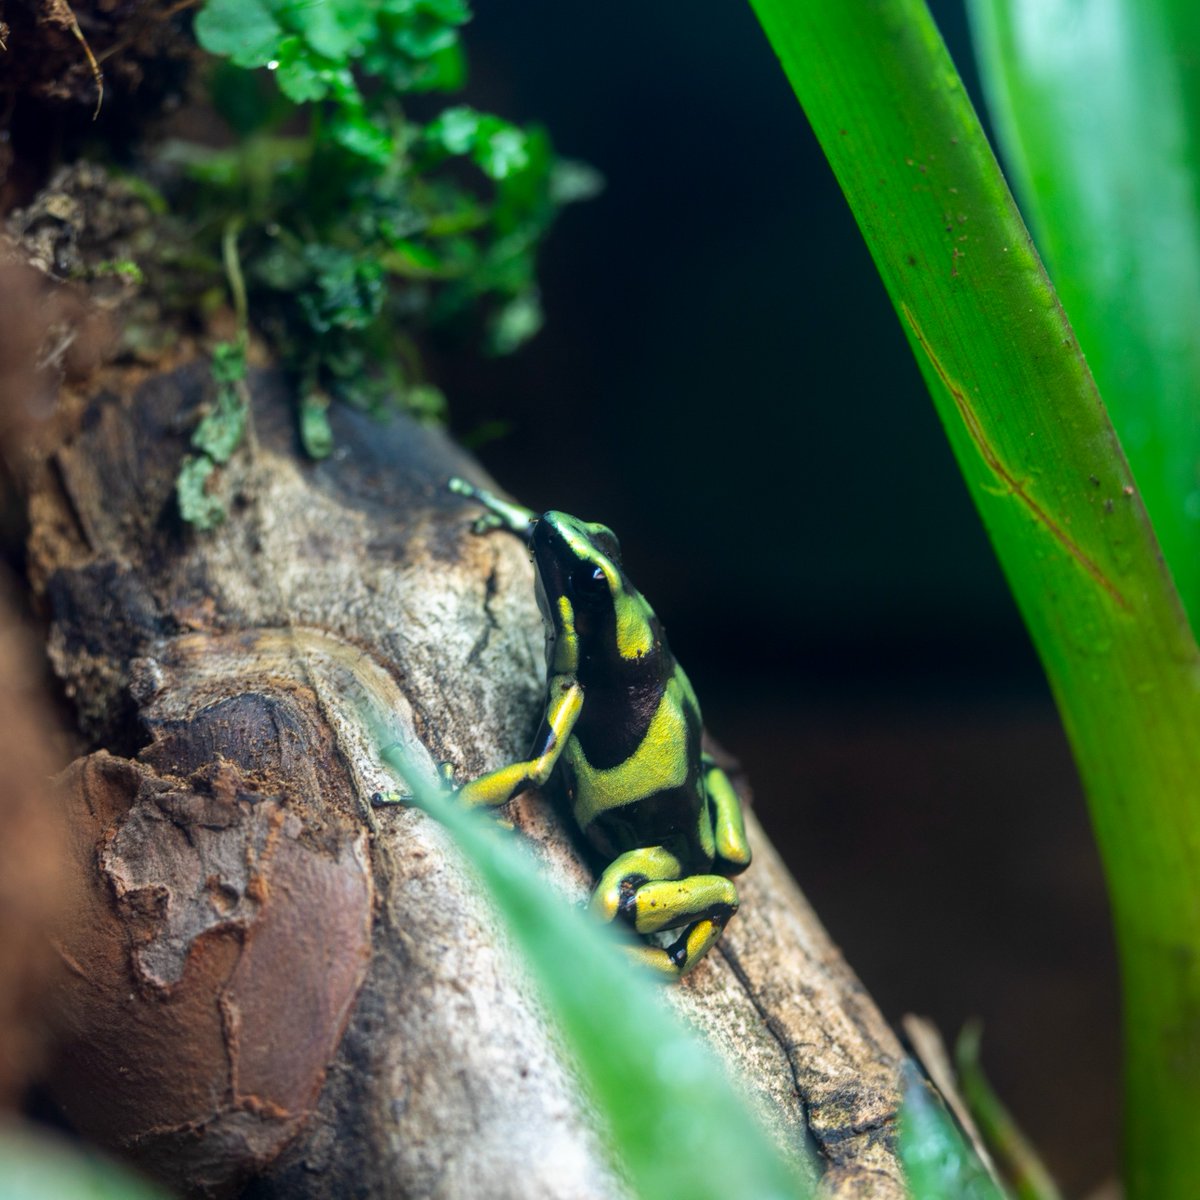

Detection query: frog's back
xmin=563 ymin=661 xmax=710 ymax=866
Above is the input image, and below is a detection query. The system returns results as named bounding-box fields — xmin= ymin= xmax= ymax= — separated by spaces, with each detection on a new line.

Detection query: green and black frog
xmin=382 ymin=478 xmax=752 ymax=978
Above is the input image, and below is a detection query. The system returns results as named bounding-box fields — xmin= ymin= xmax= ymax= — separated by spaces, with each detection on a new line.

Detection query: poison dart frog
xmin=382 ymin=478 xmax=752 ymax=978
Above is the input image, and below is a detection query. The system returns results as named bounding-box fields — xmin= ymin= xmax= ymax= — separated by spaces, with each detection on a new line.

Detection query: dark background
xmin=440 ymin=4 xmax=1119 ymax=1193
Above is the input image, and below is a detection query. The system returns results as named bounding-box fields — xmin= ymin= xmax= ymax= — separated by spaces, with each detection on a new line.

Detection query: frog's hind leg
xmin=591 ymin=846 xmax=739 ymax=978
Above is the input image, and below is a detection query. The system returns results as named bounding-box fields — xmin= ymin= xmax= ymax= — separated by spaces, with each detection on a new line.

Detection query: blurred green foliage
xmin=0 ymin=1123 xmax=168 ymax=1200
xmin=174 ymin=0 xmax=598 ymax=522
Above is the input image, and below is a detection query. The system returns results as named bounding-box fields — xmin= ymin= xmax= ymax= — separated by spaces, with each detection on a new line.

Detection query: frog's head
xmin=531 ymin=512 xmax=656 ymax=661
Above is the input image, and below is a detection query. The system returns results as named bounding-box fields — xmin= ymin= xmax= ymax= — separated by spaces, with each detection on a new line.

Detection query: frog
xmin=379 ymin=477 xmax=752 ymax=978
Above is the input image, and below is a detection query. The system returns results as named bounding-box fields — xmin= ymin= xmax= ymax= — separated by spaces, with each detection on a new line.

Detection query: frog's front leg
xmin=449 ymin=477 xmax=536 ymax=539
xmin=591 ymin=846 xmax=739 ymax=978
xmin=456 ymin=675 xmax=584 ymax=809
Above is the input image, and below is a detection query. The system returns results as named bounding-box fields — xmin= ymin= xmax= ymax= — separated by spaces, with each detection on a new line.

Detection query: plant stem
xmin=747 ymin=1 xmax=1200 ymax=1194
xmin=221 ymin=218 xmax=248 ymax=338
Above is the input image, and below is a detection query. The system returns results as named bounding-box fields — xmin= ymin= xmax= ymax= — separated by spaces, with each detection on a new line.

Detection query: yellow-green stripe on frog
xmin=441 ymin=476 xmax=752 ymax=978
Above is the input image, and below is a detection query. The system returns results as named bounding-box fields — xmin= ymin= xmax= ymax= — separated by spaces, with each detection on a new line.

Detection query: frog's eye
xmin=575 ymin=564 xmax=609 ymax=595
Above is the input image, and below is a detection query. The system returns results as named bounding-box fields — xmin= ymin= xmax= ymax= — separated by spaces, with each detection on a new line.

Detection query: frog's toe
xmin=620 ymin=917 xmax=728 ymax=979
xmin=371 ymin=788 xmax=410 ymax=806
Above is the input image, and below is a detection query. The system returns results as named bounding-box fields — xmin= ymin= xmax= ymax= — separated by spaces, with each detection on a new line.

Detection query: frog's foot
xmin=448 ymin=476 xmax=537 ymax=540
xmin=621 ymin=920 xmax=729 ymax=980
xmin=591 ymin=846 xmax=739 ymax=978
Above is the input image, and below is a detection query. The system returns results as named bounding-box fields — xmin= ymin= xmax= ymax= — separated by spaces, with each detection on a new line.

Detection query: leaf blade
xmin=967 ymin=0 xmax=1200 ymax=631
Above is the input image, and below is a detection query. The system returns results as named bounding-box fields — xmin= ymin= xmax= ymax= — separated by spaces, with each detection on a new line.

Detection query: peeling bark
xmin=26 ymin=360 xmax=917 ymax=1198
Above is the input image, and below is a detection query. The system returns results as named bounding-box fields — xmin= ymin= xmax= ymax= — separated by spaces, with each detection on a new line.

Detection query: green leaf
xmin=413 ymin=0 xmax=471 ymax=23
xmin=550 ymin=159 xmax=605 ymax=205
xmin=251 ymin=242 xmax=310 ymax=291
xmin=375 ymin=741 xmax=814 ymax=1200
xmin=487 ymin=289 xmax=542 ymax=355
xmin=195 ymin=0 xmax=283 ymax=67
xmin=898 ymin=1064 xmax=1008 ymax=1200
xmin=210 ymin=338 xmax=247 ymax=385
xmin=411 ymin=41 xmax=467 ymax=91
xmin=91 ymin=259 xmax=145 ymax=285
xmin=472 ymin=119 xmax=529 ymax=180
xmin=192 ymin=385 xmax=246 ymax=465
xmin=288 ymin=0 xmax=371 ymax=60
xmin=403 ymin=382 xmax=447 ymax=422
xmin=329 ymin=109 xmax=396 ymax=165
xmin=176 ymin=455 xmax=226 ymax=530
xmin=300 ymin=389 xmax=335 ymax=458
xmin=273 ymin=53 xmax=332 ymax=104
xmin=298 ymin=246 xmax=387 ymax=332
xmin=0 ymin=1123 xmax=169 ymax=1200
xmin=965 ymin=0 xmax=1200 ymax=634
xmin=424 ymin=105 xmax=479 ymax=155
xmin=393 ymin=20 xmax=458 ymax=59
xmin=191 ymin=340 xmax=248 ymax=467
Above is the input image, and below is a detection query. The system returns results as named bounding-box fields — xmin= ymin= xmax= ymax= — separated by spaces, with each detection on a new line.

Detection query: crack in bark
xmin=717 ymin=940 xmax=830 ymax=1170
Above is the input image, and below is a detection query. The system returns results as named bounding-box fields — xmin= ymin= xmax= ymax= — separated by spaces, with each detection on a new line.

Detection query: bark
xmin=17 ymin=353 xmax=922 ymax=1200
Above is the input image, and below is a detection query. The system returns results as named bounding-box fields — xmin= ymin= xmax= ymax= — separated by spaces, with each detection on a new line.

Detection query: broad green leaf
xmin=967 ymin=0 xmax=1200 ymax=633
xmin=747 ymin=1 xmax=1200 ymax=1197
xmin=376 ymin=743 xmax=813 ymax=1200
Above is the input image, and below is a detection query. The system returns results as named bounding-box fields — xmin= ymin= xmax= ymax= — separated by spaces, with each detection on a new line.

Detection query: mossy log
xmin=25 ymin=360 xmax=916 ymax=1198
